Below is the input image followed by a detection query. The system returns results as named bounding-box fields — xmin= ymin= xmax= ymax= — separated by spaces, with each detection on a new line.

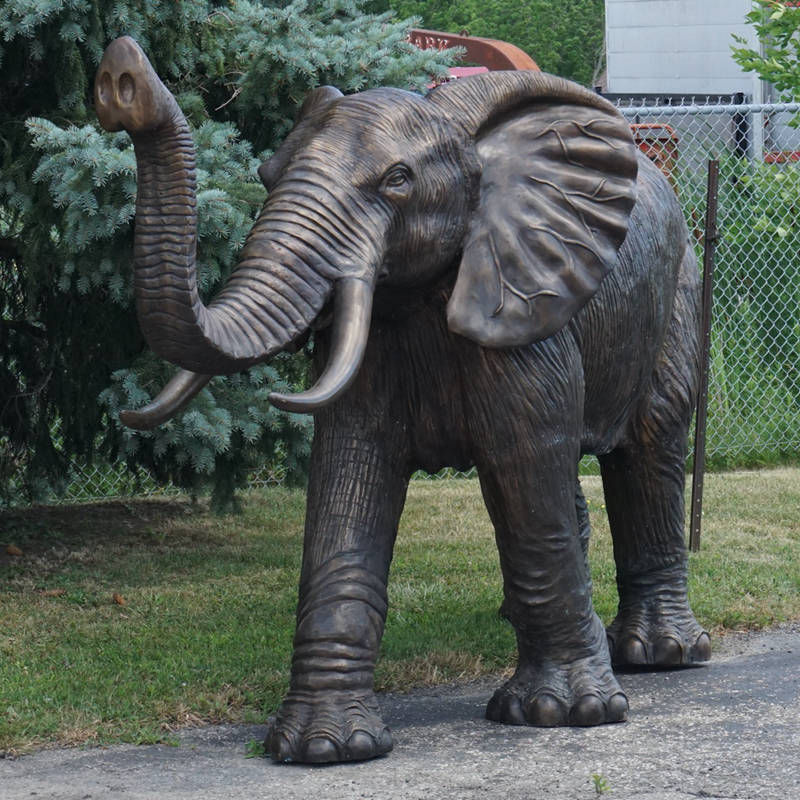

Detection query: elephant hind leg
xmin=600 ymin=265 xmax=710 ymax=667
xmin=600 ymin=441 xmax=710 ymax=667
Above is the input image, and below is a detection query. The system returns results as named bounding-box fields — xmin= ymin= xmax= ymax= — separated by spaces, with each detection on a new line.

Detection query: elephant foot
xmin=607 ymin=580 xmax=711 ymax=668
xmin=265 ymin=690 xmax=393 ymax=763
xmin=486 ymin=648 xmax=628 ymax=728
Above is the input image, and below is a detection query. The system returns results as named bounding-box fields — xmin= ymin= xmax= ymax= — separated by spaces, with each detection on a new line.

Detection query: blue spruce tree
xmin=0 ymin=0 xmax=453 ymax=508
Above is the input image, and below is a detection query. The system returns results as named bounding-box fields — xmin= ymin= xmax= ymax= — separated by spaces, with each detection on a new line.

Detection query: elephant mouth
xmin=309 ymin=296 xmax=337 ymax=334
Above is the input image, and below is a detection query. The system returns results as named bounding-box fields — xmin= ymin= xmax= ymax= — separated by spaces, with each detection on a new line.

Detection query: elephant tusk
xmin=119 ymin=369 xmax=213 ymax=430
xmin=269 ymin=276 xmax=373 ymax=413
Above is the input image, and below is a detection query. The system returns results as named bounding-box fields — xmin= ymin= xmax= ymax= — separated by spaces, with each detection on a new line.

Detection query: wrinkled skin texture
xmin=96 ymin=38 xmax=710 ymax=765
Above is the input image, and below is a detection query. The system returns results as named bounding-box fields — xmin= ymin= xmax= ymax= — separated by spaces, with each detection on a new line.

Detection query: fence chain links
xmin=617 ymin=100 xmax=800 ymax=470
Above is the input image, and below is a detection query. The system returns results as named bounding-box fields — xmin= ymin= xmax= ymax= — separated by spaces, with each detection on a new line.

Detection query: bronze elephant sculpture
xmin=95 ymin=37 xmax=710 ymax=764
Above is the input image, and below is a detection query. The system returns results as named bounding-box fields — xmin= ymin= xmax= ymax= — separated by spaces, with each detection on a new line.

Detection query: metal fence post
xmin=689 ymin=160 xmax=720 ymax=552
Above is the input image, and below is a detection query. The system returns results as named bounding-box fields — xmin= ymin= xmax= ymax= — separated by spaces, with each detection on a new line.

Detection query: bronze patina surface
xmin=96 ymin=37 xmax=708 ymax=764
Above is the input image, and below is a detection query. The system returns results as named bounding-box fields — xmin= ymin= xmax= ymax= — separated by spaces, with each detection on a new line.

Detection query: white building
xmin=605 ymin=0 xmax=764 ymax=101
xmin=605 ymin=1 xmax=800 ymax=156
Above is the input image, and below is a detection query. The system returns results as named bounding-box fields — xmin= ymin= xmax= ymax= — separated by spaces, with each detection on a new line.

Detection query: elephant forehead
xmin=318 ymin=90 xmax=446 ymax=164
xmin=335 ymin=87 xmax=429 ymax=126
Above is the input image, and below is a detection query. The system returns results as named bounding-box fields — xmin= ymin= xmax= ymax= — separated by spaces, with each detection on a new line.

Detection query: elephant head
xmin=94 ymin=37 xmax=638 ymax=427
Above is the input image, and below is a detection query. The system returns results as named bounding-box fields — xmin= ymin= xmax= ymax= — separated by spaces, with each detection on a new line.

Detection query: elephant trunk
xmin=96 ymin=38 xmax=374 ymax=419
xmin=96 ymin=37 xmax=337 ymax=375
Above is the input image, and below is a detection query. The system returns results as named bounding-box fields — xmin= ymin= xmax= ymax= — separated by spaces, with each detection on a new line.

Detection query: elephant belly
xmin=403 ymin=319 xmax=586 ymax=474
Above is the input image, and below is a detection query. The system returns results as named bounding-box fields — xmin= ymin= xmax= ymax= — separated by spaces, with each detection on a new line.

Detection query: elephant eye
xmin=381 ymin=163 xmax=413 ymax=194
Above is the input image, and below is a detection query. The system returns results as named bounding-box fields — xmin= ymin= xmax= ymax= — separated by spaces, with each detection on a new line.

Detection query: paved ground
xmin=2 ymin=623 xmax=799 ymax=800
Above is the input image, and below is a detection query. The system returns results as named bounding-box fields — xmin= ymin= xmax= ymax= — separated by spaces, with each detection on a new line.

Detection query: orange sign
xmin=409 ymin=29 xmax=539 ymax=72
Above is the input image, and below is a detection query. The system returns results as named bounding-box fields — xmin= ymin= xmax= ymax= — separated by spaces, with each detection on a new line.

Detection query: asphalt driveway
xmin=2 ymin=623 xmax=798 ymax=799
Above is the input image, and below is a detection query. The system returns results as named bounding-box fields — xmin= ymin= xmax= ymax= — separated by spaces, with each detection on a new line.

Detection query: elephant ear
xmin=431 ymin=72 xmax=639 ymax=347
xmin=258 ymin=85 xmax=343 ymax=190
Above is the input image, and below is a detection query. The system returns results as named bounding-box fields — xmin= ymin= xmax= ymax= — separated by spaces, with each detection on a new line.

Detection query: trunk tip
xmin=95 ymin=36 xmax=174 ymax=134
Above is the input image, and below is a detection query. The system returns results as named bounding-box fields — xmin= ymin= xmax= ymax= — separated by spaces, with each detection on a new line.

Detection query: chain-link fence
xmin=2 ymin=452 xmax=287 ymax=505
xmin=616 ymin=98 xmax=800 ymax=467
xmin=8 ymin=99 xmax=800 ymax=504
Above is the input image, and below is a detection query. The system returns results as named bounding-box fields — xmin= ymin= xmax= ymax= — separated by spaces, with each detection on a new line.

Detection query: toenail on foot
xmin=621 ymin=635 xmax=647 ymax=664
xmin=302 ymin=736 xmax=340 ymax=763
xmin=607 ymin=692 xmax=629 ymax=722
xmin=569 ymin=695 xmax=605 ymax=726
xmin=692 ymin=632 xmax=712 ymax=661
xmin=653 ymin=635 xmax=683 ymax=665
xmin=376 ymin=726 xmax=394 ymax=754
xmin=526 ymin=693 xmax=566 ymax=727
xmin=345 ymin=731 xmax=377 ymax=761
xmin=485 ymin=690 xmax=504 ymax=722
xmin=270 ymin=732 xmax=295 ymax=763
xmin=500 ymin=693 xmax=527 ymax=725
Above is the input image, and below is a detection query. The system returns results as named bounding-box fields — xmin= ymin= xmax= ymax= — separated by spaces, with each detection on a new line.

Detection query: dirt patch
xmin=0 ymin=498 xmax=199 ymax=567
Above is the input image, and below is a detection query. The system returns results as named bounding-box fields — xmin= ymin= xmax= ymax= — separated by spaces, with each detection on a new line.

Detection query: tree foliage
xmin=0 ymin=0 xmax=453 ymax=507
xmin=732 ymin=0 xmax=800 ymax=103
xmin=366 ymin=0 xmax=606 ymax=86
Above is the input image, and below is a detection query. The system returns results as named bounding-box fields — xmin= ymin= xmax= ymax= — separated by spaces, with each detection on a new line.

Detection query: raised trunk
xmin=130 ymin=107 xmax=335 ymax=375
xmin=96 ymin=36 xmax=335 ymax=376
xmin=96 ymin=38 xmax=377 ymax=422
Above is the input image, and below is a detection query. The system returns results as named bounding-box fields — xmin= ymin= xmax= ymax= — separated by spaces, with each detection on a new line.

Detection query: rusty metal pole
xmin=689 ymin=159 xmax=720 ymax=552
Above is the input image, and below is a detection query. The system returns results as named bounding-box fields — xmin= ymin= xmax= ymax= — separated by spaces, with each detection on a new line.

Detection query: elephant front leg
xmin=266 ymin=553 xmax=395 ymax=763
xmin=479 ymin=451 xmax=628 ymax=728
xmin=266 ymin=421 xmax=408 ymax=764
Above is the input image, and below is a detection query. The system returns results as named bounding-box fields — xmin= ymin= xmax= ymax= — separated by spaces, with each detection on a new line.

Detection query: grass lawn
xmin=1 ymin=467 xmax=799 ymax=754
